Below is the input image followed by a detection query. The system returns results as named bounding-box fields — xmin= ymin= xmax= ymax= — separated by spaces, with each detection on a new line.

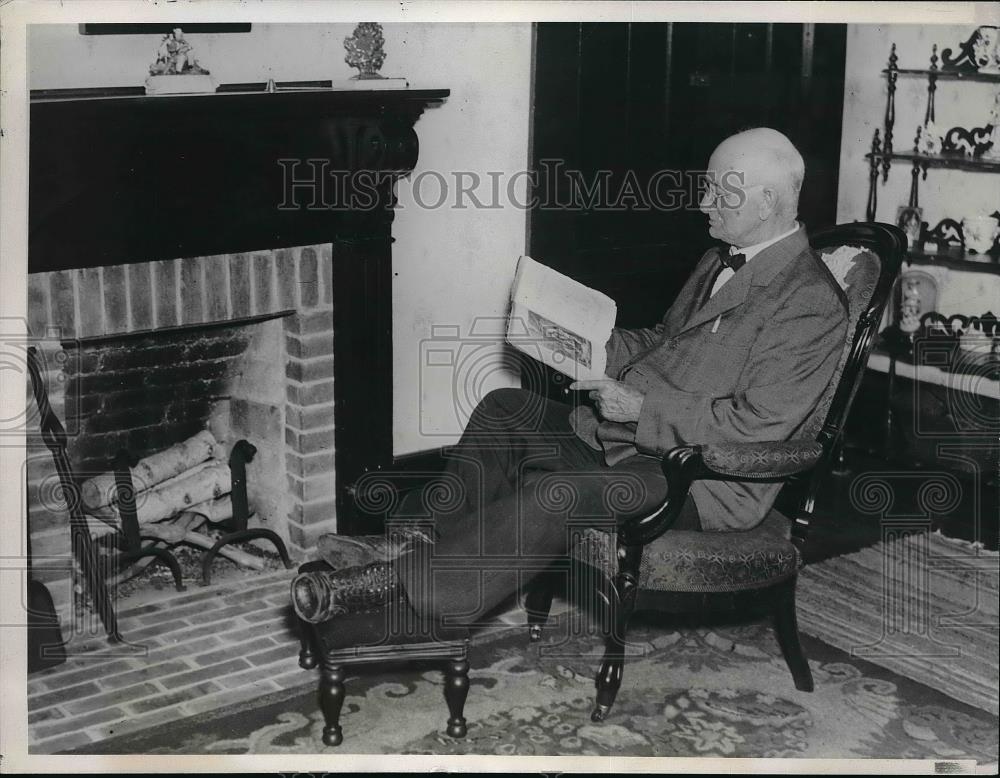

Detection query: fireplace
xmin=26 ymin=85 xmax=448 ymax=621
xmin=26 ymin=244 xmax=334 ymax=610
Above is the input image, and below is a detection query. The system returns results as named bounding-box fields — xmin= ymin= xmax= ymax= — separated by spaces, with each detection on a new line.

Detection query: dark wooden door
xmin=528 ymin=22 xmax=847 ymax=327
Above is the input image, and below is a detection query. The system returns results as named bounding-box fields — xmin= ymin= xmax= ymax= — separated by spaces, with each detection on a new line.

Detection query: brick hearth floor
xmin=27 ymin=567 xmax=307 ymax=754
xmin=26 ymin=566 xmax=552 ymax=754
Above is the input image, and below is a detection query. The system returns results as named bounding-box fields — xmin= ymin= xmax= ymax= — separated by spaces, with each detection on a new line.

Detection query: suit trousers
xmin=393 ymin=387 xmax=699 ymax=626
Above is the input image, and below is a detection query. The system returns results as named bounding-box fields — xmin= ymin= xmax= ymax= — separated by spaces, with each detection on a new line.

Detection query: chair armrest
xmin=617 ymin=440 xmax=823 ymax=547
xmin=697 ymin=440 xmax=824 ymax=481
xmin=617 ymin=446 xmax=702 ymax=547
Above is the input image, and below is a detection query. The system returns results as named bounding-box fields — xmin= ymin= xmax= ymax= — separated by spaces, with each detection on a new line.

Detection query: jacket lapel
xmin=679 ymin=264 xmax=752 ymax=334
xmin=676 ymin=227 xmax=810 ymax=336
xmin=668 ymin=247 xmax=724 ymax=331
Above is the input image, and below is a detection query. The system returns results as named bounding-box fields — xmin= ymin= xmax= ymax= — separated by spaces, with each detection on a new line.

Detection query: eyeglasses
xmin=700 ymin=182 xmax=765 ymax=209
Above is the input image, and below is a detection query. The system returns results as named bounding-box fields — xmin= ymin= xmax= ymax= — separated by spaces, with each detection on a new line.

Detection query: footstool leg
xmin=298 ymin=619 xmax=318 ymax=670
xmin=319 ymin=663 xmax=345 ymax=747
xmin=443 ymin=657 xmax=469 ymax=738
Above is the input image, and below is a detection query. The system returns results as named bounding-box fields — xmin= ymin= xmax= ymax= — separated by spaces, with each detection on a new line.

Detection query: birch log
xmin=85 ymin=464 xmax=233 ymax=531
xmin=81 ymin=429 xmax=217 ymax=510
xmin=142 ymin=524 xmax=266 ymax=570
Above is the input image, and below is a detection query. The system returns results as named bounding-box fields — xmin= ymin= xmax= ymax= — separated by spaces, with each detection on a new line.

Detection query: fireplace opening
xmin=26 ymin=242 xmax=340 ymax=624
xmin=62 ymin=315 xmax=293 ymax=595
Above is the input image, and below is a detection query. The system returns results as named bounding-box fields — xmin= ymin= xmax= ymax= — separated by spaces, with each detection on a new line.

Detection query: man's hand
xmin=570 ymin=379 xmax=645 ymax=423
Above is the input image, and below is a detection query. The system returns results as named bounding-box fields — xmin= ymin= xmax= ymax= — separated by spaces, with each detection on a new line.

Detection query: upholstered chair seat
xmin=572 ymin=508 xmax=799 ymax=593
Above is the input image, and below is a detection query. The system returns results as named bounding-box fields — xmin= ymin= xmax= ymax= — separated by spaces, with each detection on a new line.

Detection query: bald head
xmin=700 ymin=128 xmax=805 ymax=247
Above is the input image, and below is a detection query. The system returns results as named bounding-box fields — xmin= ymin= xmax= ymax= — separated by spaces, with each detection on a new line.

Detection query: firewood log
xmin=81 ymin=429 xmax=217 ymax=510
xmin=143 ymin=524 xmax=266 ymax=570
xmin=123 ymin=462 xmax=231 ymax=525
xmin=86 ymin=475 xmax=236 ymax=535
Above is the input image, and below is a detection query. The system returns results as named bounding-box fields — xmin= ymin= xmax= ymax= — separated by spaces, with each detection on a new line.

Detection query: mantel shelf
xmin=883 ymin=68 xmax=1000 ymax=83
xmin=29 ymin=82 xmax=450 ymax=273
xmin=30 ymin=83 xmax=450 ymax=111
xmin=866 ymin=151 xmax=1000 ymax=173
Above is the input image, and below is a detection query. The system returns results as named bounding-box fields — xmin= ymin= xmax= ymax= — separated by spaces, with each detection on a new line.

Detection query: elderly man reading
xmin=291 ymin=127 xmax=849 ymax=626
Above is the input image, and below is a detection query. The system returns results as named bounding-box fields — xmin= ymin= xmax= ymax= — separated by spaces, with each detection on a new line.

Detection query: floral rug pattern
xmin=68 ymin=620 xmax=998 ymax=761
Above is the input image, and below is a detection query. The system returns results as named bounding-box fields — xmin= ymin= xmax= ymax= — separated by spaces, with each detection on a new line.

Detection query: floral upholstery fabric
xmin=571 ymin=508 xmax=800 ymax=593
xmin=700 ymin=440 xmax=823 ymax=478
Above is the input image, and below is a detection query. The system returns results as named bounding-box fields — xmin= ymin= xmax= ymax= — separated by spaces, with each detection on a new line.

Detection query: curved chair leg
xmin=443 ymin=657 xmax=470 ymax=738
xmin=592 ymin=567 xmax=639 ymax=722
xmin=773 ymin=576 xmax=814 ymax=692
xmin=319 ymin=662 xmax=346 ymax=747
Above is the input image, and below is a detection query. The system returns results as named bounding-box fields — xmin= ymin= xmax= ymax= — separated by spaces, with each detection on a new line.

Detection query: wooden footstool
xmin=294 ymin=561 xmax=471 ymax=747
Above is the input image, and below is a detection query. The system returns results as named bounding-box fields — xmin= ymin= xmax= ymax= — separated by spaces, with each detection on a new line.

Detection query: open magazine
xmin=506 ymin=255 xmax=617 ymax=380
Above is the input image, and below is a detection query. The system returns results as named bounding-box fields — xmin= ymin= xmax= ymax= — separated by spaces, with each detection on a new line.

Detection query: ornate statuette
xmin=898 ymin=276 xmax=923 ymax=334
xmin=986 ymin=91 xmax=1000 ymax=160
xmin=941 ymin=25 xmax=1000 ymax=72
xmin=149 ymin=28 xmax=210 ymax=76
xmin=961 ymin=211 xmax=1000 ymax=254
xmin=344 ymin=22 xmax=387 ymax=79
xmin=145 ymin=27 xmax=215 ymax=95
xmin=915 ymin=120 xmax=942 ymax=156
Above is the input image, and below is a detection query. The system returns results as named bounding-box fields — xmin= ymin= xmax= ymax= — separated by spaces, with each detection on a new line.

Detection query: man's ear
xmin=758 ymin=187 xmax=778 ymax=220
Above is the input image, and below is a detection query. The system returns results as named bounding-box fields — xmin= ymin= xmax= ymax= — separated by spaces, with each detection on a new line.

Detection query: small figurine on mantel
xmin=145 ymin=28 xmax=217 ymax=95
xmin=340 ymin=22 xmax=409 ymax=90
xmin=150 ymin=28 xmax=210 ymax=77
xmin=344 ymin=22 xmax=387 ymax=79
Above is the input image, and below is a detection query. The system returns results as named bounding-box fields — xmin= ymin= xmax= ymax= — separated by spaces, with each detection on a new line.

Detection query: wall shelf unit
xmin=864 ymin=39 xmax=1000 ymax=257
xmin=856 ymin=32 xmax=1000 ymax=477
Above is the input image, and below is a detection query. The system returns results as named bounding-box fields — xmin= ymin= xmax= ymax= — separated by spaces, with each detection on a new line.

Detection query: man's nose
xmin=698 ymin=190 xmax=714 ymax=213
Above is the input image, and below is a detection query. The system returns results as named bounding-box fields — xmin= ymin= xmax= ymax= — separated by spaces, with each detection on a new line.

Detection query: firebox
xmin=26 ymin=245 xmax=336 ymax=616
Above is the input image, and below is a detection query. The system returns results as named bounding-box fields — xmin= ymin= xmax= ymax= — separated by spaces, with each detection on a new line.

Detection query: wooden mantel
xmin=30 ymin=85 xmax=450 ymax=273
xmin=29 ymin=84 xmax=450 ymax=534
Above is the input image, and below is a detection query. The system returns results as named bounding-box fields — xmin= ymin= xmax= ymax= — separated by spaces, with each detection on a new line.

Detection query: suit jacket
xmin=570 ymin=226 xmax=848 ymax=532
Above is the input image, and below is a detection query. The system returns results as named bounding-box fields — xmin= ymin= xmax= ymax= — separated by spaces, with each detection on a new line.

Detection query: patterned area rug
xmin=65 ymin=617 xmax=998 ymax=761
xmin=798 ymin=530 xmax=999 ymax=715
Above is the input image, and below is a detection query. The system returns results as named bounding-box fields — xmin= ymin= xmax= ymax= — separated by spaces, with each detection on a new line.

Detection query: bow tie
xmin=721 ymin=251 xmax=747 ymax=271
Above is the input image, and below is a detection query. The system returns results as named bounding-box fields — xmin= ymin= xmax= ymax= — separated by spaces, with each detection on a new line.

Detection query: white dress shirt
xmin=710 ymin=222 xmax=801 ymax=298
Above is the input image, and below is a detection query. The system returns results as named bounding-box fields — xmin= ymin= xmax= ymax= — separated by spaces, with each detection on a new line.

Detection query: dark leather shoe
xmin=291 ymin=561 xmax=400 ymax=623
xmin=314 ymin=528 xmax=433 ymax=570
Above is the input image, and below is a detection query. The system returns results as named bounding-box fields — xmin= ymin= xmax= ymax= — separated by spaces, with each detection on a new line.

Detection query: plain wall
xmin=836 ymin=23 xmax=1000 ymax=315
xmin=28 ymin=22 xmax=533 ymax=455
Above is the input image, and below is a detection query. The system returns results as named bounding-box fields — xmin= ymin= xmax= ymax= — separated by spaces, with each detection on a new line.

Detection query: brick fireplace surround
xmin=26 ymin=244 xmax=336 ymax=614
